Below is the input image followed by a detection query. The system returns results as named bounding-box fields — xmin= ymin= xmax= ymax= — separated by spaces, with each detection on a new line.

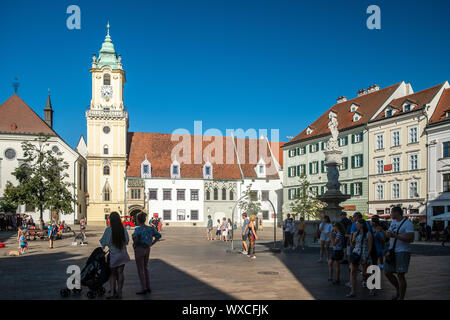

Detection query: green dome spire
xmin=97 ymin=22 xmax=119 ymax=69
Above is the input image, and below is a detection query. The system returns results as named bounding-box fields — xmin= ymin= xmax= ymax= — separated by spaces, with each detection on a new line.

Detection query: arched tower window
xmin=222 ymin=188 xmax=227 ymax=200
xmin=103 ymin=181 xmax=111 ymax=202
xmin=213 ymin=188 xmax=218 ymax=200
xmin=104 ymin=145 xmax=109 ymax=155
xmin=103 ymin=165 xmax=110 ymax=175
xmin=103 ymin=73 xmax=111 ymax=85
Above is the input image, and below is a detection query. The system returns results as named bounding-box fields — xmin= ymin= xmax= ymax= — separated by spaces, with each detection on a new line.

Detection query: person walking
xmin=241 ymin=213 xmax=250 ymax=255
xmin=248 ymin=214 xmax=259 ymax=259
xmin=48 ymin=221 xmax=57 ymax=249
xmin=99 ymin=212 xmax=131 ymax=299
xmin=206 ymin=215 xmax=213 ymax=240
xmin=221 ymin=217 xmax=229 ymax=242
xmin=328 ymin=222 xmax=345 ymax=285
xmin=318 ymin=215 xmax=333 ymax=262
xmin=283 ymin=214 xmax=294 ymax=250
xmin=214 ymin=219 xmax=221 ymax=240
xmin=132 ymin=212 xmax=161 ymax=295
xmin=296 ymin=217 xmax=306 ymax=250
xmin=227 ymin=218 xmax=233 ymax=240
xmin=384 ymin=206 xmax=414 ymax=300
xmin=347 ymin=218 xmax=373 ymax=298
xmin=370 ymin=216 xmax=386 ymax=269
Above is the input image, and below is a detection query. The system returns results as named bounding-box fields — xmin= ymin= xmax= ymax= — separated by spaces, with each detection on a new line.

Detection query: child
xmin=48 ymin=221 xmax=56 ymax=248
xmin=328 ymin=222 xmax=345 ymax=285
xmin=214 ymin=219 xmax=221 ymax=240
xmin=20 ymin=232 xmax=28 ymax=255
xmin=17 ymin=227 xmax=23 ymax=249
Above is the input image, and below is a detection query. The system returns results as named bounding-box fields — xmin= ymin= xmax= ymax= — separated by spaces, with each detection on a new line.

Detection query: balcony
xmin=86 ymin=109 xmax=128 ymax=119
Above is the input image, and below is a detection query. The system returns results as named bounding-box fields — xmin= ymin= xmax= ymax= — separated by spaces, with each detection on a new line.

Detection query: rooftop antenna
xmin=12 ymin=77 xmax=19 ymax=93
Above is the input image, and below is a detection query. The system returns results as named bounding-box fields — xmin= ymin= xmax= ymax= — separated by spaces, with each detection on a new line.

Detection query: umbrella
xmin=430 ymin=212 xmax=450 ymax=221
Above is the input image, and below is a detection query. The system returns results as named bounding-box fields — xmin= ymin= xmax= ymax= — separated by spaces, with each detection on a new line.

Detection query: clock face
xmin=101 ymin=85 xmax=113 ymax=99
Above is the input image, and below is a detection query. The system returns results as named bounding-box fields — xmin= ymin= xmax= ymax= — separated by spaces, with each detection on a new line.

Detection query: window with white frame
xmin=392 ymin=130 xmax=400 ymax=147
xmin=131 ymin=189 xmax=141 ymax=200
xmin=177 ymin=209 xmax=186 ymax=221
xmin=376 ymin=184 xmax=384 ymax=200
xmin=163 ymin=210 xmax=171 ymax=221
xmin=170 ymin=160 xmax=181 ymax=178
xmin=177 ymin=189 xmax=185 ymax=201
xmin=392 ymin=156 xmax=400 ymax=172
xmin=376 ymin=134 xmax=384 ymax=150
xmin=310 ymin=161 xmax=319 ymax=174
xmin=353 ymin=154 xmax=363 ymax=168
xmin=190 ymin=189 xmax=199 ymax=201
xmin=376 ymin=159 xmax=384 ymax=174
xmin=443 ymin=174 xmax=450 ymax=192
xmin=409 ymin=154 xmax=418 ymax=170
xmin=203 ymin=162 xmax=213 ymax=179
xmin=353 ymin=183 xmax=362 ymax=196
xmin=409 ymin=181 xmax=418 ymax=198
xmin=408 ymin=126 xmax=418 ymax=143
xmin=190 ymin=210 xmax=199 ymax=220
xmin=392 ymin=183 xmax=400 ymax=199
xmin=141 ymin=157 xmax=151 ymax=178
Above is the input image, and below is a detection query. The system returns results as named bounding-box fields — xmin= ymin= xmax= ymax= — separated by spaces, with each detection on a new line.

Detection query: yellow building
xmin=367 ymin=82 xmax=448 ymax=217
xmin=86 ymin=24 xmax=128 ymax=224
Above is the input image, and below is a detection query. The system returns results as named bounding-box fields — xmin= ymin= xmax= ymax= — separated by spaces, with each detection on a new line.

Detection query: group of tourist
xmin=205 ymin=213 xmax=259 ymax=259
xmin=283 ymin=214 xmax=307 ymax=250
xmin=319 ymin=207 xmax=414 ymax=299
xmin=99 ymin=211 xmax=161 ymax=299
xmin=206 ymin=216 xmax=235 ymax=242
xmin=0 ymin=213 xmax=35 ymax=231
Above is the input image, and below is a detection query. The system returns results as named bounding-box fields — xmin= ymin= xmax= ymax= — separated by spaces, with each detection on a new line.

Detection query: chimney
xmin=337 ymin=96 xmax=347 ymax=103
xmin=44 ymin=89 xmax=53 ymax=128
xmin=357 ymin=89 xmax=368 ymax=96
xmin=367 ymin=84 xmax=380 ymax=93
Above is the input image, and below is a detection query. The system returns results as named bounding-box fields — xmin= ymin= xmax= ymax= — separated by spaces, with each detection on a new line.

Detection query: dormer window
xmin=255 ymin=158 xmax=266 ymax=178
xmin=350 ymin=104 xmax=358 ymax=113
xmin=103 ymin=73 xmax=111 ymax=85
xmin=446 ymin=111 xmax=450 ymax=118
xmin=203 ymin=161 xmax=213 ymax=179
xmin=385 ymin=108 xmax=395 ymax=117
xmin=140 ymin=155 xmax=151 ymax=178
xmin=306 ymin=127 xmax=313 ymax=135
xmin=170 ymin=160 xmax=181 ymax=179
xmin=353 ymin=113 xmax=361 ymax=122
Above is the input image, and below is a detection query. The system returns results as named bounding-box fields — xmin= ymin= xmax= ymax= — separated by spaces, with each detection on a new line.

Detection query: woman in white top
xmin=99 ymin=212 xmax=130 ymax=299
xmin=318 ymin=215 xmax=333 ymax=262
xmin=221 ymin=217 xmax=229 ymax=242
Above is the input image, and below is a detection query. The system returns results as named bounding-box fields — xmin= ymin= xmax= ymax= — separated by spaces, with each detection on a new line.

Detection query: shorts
xmin=222 ymin=230 xmax=228 ymax=236
xmin=331 ymin=249 xmax=344 ymax=261
xmin=320 ymin=232 xmax=330 ymax=242
xmin=20 ymin=244 xmax=27 ymax=249
xmin=242 ymin=234 xmax=248 ymax=241
xmin=384 ymin=252 xmax=411 ymax=274
xmin=206 ymin=228 xmax=213 ymax=233
xmin=216 ymin=230 xmax=221 ymax=236
xmin=298 ymin=230 xmax=304 ymax=236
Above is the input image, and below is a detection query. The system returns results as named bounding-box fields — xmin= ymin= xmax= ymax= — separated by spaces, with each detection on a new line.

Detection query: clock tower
xmin=86 ymin=23 xmax=128 ymax=224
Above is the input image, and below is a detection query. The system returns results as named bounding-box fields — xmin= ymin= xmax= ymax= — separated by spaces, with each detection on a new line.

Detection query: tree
xmin=289 ymin=174 xmax=325 ymax=220
xmin=238 ymin=184 xmax=262 ymax=217
xmin=2 ymin=134 xmax=75 ymax=226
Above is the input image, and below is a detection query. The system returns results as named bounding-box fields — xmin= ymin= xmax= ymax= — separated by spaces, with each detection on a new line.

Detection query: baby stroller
xmin=61 ymin=247 xmax=111 ymax=299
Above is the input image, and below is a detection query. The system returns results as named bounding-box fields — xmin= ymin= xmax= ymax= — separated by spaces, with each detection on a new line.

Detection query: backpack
xmin=137 ymin=226 xmax=153 ymax=248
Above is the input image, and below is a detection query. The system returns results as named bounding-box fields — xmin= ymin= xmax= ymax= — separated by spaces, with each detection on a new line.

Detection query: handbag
xmin=385 ymin=218 xmax=407 ymax=265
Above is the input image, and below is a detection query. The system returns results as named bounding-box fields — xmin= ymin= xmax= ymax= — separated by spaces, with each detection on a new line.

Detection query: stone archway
xmin=128 ymin=205 xmax=145 ymax=219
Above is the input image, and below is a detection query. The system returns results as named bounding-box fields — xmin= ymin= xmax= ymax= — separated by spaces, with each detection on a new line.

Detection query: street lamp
xmin=227 ymin=194 xmax=248 ymax=253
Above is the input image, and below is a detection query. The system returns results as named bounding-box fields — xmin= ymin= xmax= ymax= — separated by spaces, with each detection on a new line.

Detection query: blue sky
xmin=1 ymin=0 xmax=449 ymax=148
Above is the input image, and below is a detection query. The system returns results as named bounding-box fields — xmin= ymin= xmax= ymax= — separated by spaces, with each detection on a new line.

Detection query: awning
xmin=431 ymin=212 xmax=450 ymax=221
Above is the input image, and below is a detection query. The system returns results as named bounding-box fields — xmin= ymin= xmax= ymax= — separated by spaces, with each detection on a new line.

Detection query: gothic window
xmin=213 ymin=188 xmax=218 ymax=200
xmin=103 ymin=73 xmax=111 ymax=85
xmin=103 ymin=182 xmax=111 ymax=202
xmin=222 ymin=188 xmax=227 ymax=200
xmin=206 ymin=190 xmax=211 ymax=200
xmin=104 ymin=145 xmax=109 ymax=155
xmin=229 ymin=190 xmax=234 ymax=201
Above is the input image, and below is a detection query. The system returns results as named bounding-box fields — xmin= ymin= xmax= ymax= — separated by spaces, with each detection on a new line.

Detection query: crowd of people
xmin=0 ymin=213 xmax=35 ymax=231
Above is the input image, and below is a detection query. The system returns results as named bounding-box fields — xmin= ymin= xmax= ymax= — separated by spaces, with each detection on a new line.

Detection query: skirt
xmin=110 ymin=248 xmax=131 ymax=268
xmin=320 ymin=232 xmax=330 ymax=242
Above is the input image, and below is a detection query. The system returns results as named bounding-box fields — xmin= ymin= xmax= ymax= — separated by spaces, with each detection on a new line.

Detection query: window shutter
xmin=321 ymin=186 xmax=324 ymax=194
xmin=351 ymin=156 xmax=355 ymax=168
xmin=303 ymin=146 xmax=307 ymax=154
xmin=309 ymin=162 xmax=312 ymax=174
xmin=309 ymin=145 xmax=312 ymax=153
xmin=345 ymin=136 xmax=348 ymax=145
xmin=321 ymin=160 xmax=325 ymax=173
xmin=351 ymin=134 xmax=355 ymax=144
xmin=360 ymin=155 xmax=364 ymax=167
xmin=296 ymin=165 xmax=300 ymax=176
xmin=321 ymin=142 xmax=324 ymax=150
xmin=350 ymin=183 xmax=354 ymax=196
xmin=358 ymin=182 xmax=363 ymax=195
xmin=316 ymin=143 xmax=320 ymax=151
xmin=360 ymin=132 xmax=364 ymax=142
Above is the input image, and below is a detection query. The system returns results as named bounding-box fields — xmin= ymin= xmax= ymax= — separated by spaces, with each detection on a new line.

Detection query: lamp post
xmin=228 ymin=194 xmax=248 ymax=253
xmin=264 ymin=198 xmax=280 ymax=252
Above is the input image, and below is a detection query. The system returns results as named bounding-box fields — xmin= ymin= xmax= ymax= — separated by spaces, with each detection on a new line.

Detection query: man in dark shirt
xmin=339 ymin=212 xmax=352 ymax=264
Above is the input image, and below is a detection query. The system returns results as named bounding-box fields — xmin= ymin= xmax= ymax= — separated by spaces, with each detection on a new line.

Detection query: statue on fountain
xmin=316 ymin=111 xmax=351 ymax=222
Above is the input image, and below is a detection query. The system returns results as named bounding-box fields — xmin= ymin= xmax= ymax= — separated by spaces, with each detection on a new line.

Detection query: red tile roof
xmin=373 ymin=84 xmax=442 ymax=121
xmin=429 ymin=88 xmax=450 ymax=124
xmin=127 ymin=132 xmax=282 ymax=179
xmin=287 ymin=83 xmax=402 ymax=145
xmin=0 ymin=94 xmax=56 ymax=135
